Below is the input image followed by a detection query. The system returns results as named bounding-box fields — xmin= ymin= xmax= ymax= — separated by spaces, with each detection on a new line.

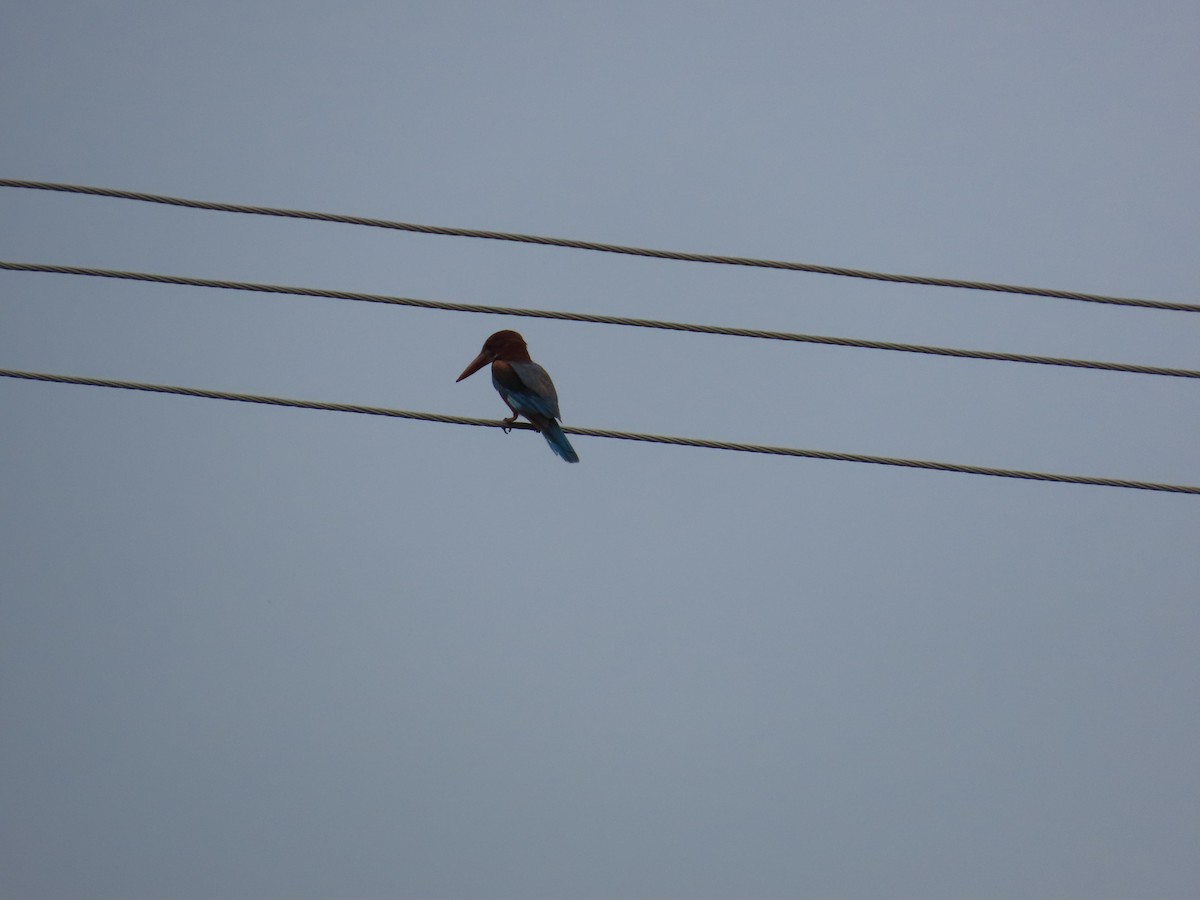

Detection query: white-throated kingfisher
xmin=456 ymin=330 xmax=580 ymax=463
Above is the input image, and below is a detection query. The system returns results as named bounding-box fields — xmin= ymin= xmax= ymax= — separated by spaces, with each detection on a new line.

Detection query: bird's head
xmin=456 ymin=330 xmax=531 ymax=381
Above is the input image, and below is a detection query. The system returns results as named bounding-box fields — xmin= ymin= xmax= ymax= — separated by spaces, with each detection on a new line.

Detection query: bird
xmin=456 ymin=330 xmax=580 ymax=463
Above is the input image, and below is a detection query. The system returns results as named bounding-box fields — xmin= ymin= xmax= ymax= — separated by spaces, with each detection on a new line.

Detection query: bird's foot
xmin=501 ymin=415 xmax=518 ymax=433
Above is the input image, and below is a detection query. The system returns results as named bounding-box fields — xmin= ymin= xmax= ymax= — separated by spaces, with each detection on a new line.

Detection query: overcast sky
xmin=2 ymin=3 xmax=1198 ymax=898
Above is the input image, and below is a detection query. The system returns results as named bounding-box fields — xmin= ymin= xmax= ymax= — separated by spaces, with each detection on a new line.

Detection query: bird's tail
xmin=541 ymin=420 xmax=580 ymax=463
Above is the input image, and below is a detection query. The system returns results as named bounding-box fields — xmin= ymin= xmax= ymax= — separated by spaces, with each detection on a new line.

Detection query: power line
xmin=3 ymin=178 xmax=1196 ymax=314
xmin=5 ymin=261 xmax=1198 ymax=380
xmin=2 ymin=366 xmax=1196 ymax=495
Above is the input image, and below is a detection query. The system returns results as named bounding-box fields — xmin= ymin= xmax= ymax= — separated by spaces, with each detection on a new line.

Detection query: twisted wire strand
xmin=4 ymin=261 xmax=1198 ymax=380
xmin=2 ymin=366 xmax=1197 ymax=495
xmin=3 ymin=178 xmax=1196 ymax=313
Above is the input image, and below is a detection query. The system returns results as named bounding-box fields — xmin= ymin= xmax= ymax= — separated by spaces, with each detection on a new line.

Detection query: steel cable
xmin=2 ymin=178 xmax=1196 ymax=313
xmin=4 ymin=261 xmax=1198 ymax=380
xmin=2 ymin=367 xmax=1197 ymax=495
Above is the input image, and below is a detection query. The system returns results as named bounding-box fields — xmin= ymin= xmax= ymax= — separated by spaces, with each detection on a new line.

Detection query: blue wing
xmin=491 ymin=360 xmax=579 ymax=462
xmin=493 ymin=361 xmax=562 ymax=420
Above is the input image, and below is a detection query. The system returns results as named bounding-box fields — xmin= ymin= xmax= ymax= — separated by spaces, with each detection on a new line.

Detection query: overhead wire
xmin=2 ymin=366 xmax=1196 ymax=495
xmin=2 ymin=178 xmax=1196 ymax=314
xmin=4 ymin=261 xmax=1198 ymax=380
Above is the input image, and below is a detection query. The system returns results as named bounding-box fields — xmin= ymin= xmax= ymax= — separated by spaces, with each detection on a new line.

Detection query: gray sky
xmin=2 ymin=2 xmax=1198 ymax=898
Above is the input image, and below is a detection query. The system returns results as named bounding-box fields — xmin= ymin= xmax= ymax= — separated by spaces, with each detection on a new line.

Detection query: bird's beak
xmin=456 ymin=350 xmax=491 ymax=382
